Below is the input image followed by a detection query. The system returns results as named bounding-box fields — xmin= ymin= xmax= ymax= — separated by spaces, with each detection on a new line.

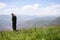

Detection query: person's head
xmin=11 ymin=13 xmax=15 ymax=16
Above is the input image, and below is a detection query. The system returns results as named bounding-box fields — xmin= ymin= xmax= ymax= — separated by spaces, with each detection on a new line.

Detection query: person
xmin=11 ymin=13 xmax=17 ymax=31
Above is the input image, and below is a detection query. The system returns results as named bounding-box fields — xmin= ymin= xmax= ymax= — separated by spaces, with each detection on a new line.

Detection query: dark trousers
xmin=12 ymin=22 xmax=16 ymax=31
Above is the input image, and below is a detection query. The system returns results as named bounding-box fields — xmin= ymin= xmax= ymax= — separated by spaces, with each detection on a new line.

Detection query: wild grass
xmin=0 ymin=25 xmax=60 ymax=40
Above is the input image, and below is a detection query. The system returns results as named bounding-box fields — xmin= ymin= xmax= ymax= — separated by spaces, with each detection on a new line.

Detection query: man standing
xmin=11 ymin=13 xmax=17 ymax=31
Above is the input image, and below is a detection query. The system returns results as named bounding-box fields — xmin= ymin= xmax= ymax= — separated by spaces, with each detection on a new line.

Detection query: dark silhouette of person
xmin=11 ymin=13 xmax=17 ymax=31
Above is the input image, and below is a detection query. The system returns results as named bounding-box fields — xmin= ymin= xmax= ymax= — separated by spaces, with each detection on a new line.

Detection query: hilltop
xmin=0 ymin=25 xmax=60 ymax=40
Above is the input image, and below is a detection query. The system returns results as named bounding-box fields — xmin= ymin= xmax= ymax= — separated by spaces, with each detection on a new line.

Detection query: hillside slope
xmin=49 ymin=17 xmax=60 ymax=25
xmin=0 ymin=26 xmax=60 ymax=40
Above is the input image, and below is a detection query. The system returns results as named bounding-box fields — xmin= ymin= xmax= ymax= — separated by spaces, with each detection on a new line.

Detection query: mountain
xmin=0 ymin=15 xmax=60 ymax=31
xmin=0 ymin=15 xmax=39 ymax=30
xmin=49 ymin=17 xmax=60 ymax=25
xmin=17 ymin=16 xmax=58 ymax=29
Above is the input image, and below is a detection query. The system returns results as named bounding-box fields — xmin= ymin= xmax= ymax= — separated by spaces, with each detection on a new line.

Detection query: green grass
xmin=0 ymin=26 xmax=60 ymax=40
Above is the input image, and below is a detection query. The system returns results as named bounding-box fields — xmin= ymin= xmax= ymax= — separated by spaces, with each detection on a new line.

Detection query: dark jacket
xmin=12 ymin=15 xmax=17 ymax=30
xmin=12 ymin=15 xmax=17 ymax=22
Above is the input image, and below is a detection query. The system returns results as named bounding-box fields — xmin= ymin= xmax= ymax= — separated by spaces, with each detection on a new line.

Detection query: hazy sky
xmin=0 ymin=0 xmax=60 ymax=16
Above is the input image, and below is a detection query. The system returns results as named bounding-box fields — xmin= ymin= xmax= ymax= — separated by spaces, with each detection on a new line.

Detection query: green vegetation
xmin=0 ymin=26 xmax=60 ymax=40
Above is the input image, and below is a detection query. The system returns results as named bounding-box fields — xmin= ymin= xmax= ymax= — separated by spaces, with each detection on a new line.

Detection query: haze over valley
xmin=0 ymin=15 xmax=60 ymax=31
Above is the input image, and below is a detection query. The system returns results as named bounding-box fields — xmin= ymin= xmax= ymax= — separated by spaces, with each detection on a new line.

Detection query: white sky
xmin=0 ymin=0 xmax=60 ymax=16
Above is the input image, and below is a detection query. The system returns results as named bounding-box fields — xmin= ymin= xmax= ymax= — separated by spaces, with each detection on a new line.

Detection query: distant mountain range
xmin=49 ymin=17 xmax=60 ymax=25
xmin=0 ymin=15 xmax=60 ymax=31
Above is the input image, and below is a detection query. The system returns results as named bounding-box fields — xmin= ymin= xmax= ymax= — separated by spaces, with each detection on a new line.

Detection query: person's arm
xmin=12 ymin=16 xmax=13 ymax=21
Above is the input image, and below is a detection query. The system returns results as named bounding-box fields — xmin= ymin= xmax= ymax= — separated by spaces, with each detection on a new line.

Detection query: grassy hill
xmin=0 ymin=26 xmax=60 ymax=40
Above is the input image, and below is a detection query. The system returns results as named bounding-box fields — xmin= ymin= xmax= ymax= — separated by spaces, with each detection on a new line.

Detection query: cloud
xmin=21 ymin=3 xmax=39 ymax=11
xmin=39 ymin=4 xmax=60 ymax=16
xmin=0 ymin=2 xmax=6 ymax=9
xmin=0 ymin=3 xmax=60 ymax=16
xmin=19 ymin=4 xmax=60 ymax=16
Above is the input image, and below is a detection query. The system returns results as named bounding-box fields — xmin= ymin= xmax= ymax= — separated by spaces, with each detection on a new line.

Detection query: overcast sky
xmin=0 ymin=0 xmax=60 ymax=16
